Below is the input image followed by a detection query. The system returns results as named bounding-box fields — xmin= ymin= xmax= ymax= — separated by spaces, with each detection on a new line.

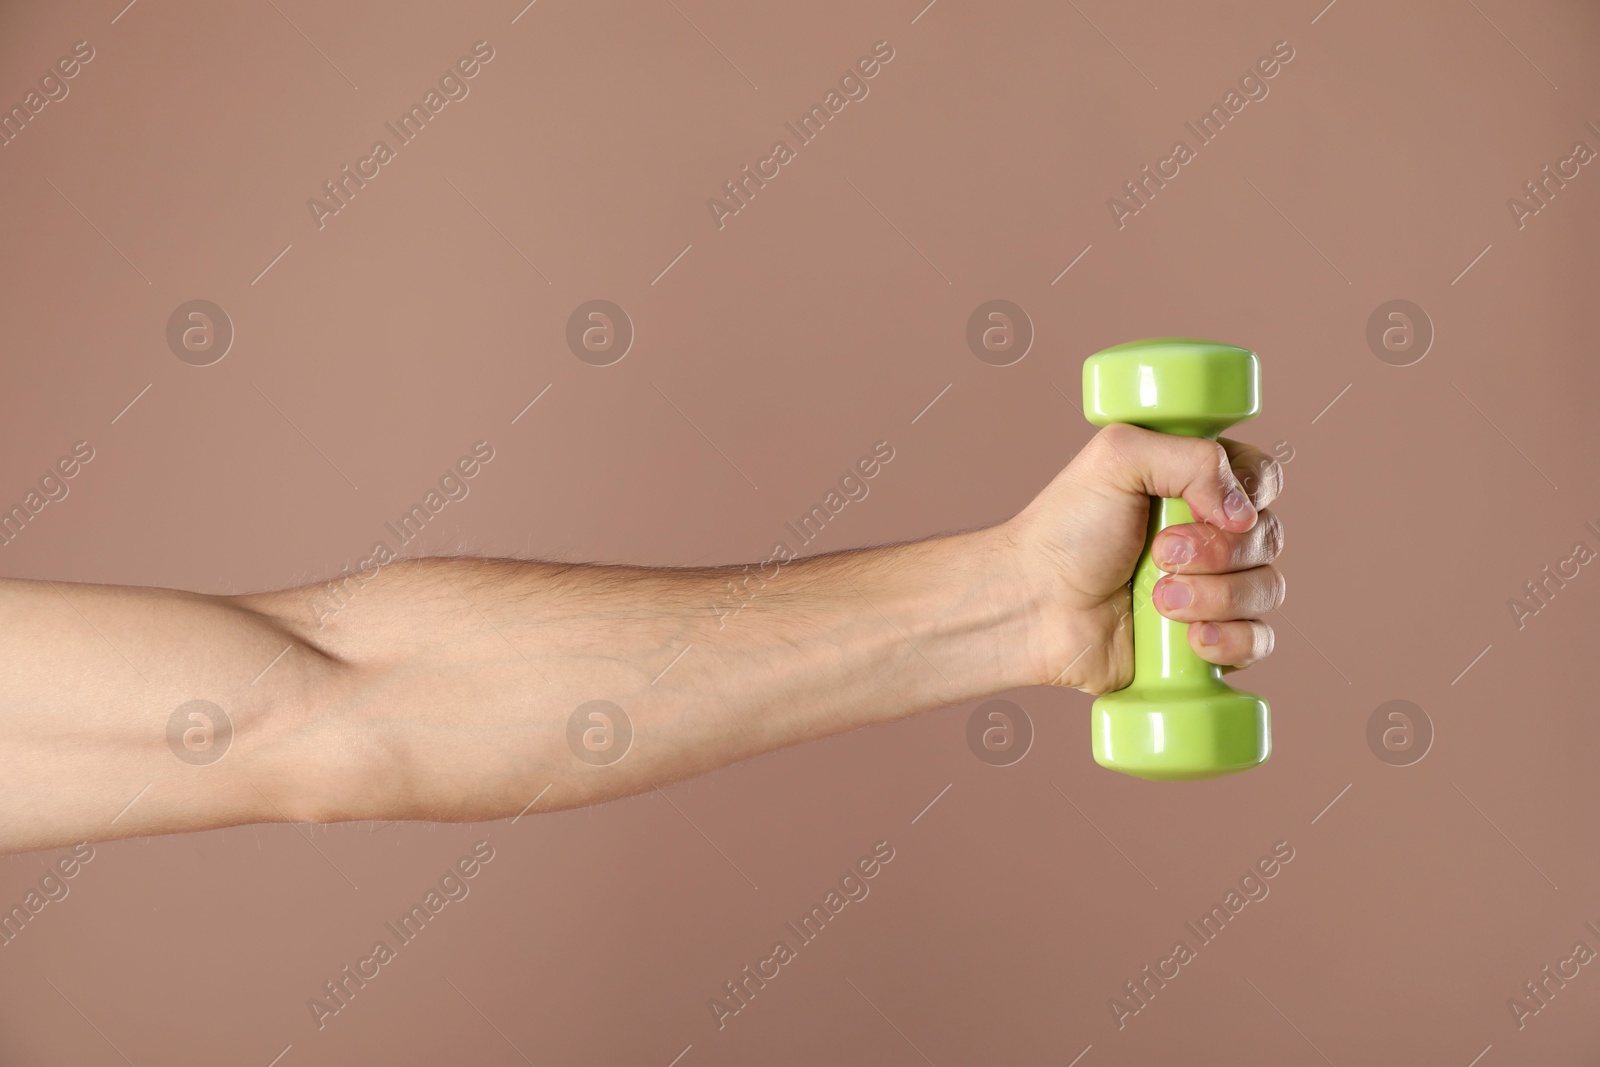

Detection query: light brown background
xmin=1 ymin=0 xmax=1598 ymax=1063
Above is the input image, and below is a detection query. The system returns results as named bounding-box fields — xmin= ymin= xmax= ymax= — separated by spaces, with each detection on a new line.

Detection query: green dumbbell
xmin=1081 ymin=338 xmax=1271 ymax=781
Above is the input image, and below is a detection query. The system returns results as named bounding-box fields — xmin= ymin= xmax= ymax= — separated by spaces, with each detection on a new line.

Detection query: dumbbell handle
xmin=1127 ymin=495 xmax=1227 ymax=692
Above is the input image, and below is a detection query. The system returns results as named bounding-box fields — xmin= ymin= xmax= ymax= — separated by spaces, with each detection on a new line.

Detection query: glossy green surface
xmin=1081 ymin=339 xmax=1271 ymax=781
xmin=1083 ymin=338 xmax=1260 ymax=437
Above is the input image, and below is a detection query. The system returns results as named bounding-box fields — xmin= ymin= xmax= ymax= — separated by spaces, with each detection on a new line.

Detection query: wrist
xmin=970 ymin=517 xmax=1113 ymax=693
xmin=906 ymin=523 xmax=1059 ymax=700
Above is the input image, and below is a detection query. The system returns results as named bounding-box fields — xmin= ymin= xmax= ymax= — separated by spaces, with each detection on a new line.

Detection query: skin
xmin=0 ymin=425 xmax=1284 ymax=856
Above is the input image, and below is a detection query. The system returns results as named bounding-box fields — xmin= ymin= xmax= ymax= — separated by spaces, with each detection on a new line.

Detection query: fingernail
xmin=1223 ymin=487 xmax=1253 ymax=522
xmin=1199 ymin=623 xmax=1221 ymax=646
xmin=1158 ymin=580 xmax=1191 ymax=610
xmin=1161 ymin=535 xmax=1194 ymax=567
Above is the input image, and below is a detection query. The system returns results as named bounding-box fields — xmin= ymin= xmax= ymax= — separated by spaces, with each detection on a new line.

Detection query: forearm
xmin=266 ymin=526 xmax=1048 ymax=822
xmin=0 ymin=525 xmax=1053 ymax=853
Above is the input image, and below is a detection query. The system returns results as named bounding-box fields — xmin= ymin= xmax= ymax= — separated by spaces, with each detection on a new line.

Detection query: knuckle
xmin=1234 ymin=573 xmax=1266 ymax=615
xmin=1264 ymin=511 xmax=1286 ymax=557
xmin=1202 ymin=439 xmax=1232 ymax=477
xmin=1264 ymin=564 xmax=1287 ymax=608
xmin=1249 ymin=456 xmax=1284 ymax=501
xmin=1088 ymin=424 xmax=1141 ymax=475
xmin=1237 ymin=457 xmax=1270 ymax=499
xmin=1179 ymin=438 xmax=1230 ymax=484
xmin=1251 ymin=511 xmax=1285 ymax=564
xmin=1096 ymin=422 xmax=1139 ymax=454
xmin=1239 ymin=577 xmax=1263 ymax=616
xmin=1099 ymin=422 xmax=1134 ymax=444
xmin=1262 ymin=457 xmax=1285 ymax=495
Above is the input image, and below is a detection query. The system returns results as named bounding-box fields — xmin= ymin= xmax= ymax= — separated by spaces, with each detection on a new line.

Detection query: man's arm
xmin=0 ymin=531 xmax=1045 ymax=854
xmin=0 ymin=425 xmax=1284 ymax=855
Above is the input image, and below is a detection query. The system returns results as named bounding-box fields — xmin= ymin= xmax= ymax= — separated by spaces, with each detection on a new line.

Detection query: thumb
xmin=1091 ymin=424 xmax=1257 ymax=533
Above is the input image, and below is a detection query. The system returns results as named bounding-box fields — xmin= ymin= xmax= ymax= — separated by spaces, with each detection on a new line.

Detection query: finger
xmin=1189 ymin=619 xmax=1275 ymax=669
xmin=1152 ymin=564 xmax=1286 ymax=622
xmin=1219 ymin=437 xmax=1285 ymax=511
xmin=1091 ymin=424 xmax=1257 ymax=534
xmin=1152 ymin=509 xmax=1285 ymax=575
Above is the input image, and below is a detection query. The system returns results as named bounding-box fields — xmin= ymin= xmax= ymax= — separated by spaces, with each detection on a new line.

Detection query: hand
xmin=1003 ymin=423 xmax=1287 ymax=694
